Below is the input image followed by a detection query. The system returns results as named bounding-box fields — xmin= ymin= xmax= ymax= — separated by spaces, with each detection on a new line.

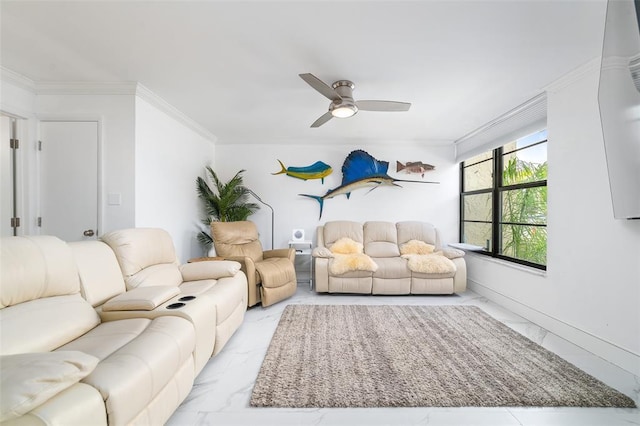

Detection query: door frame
xmin=37 ymin=114 xmax=104 ymax=238
xmin=1 ymin=111 xmax=28 ymax=236
xmin=1 ymin=115 xmax=18 ymax=236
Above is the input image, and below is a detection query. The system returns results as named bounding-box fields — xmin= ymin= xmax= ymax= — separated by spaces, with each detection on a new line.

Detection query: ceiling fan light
xmin=331 ymin=104 xmax=358 ymax=118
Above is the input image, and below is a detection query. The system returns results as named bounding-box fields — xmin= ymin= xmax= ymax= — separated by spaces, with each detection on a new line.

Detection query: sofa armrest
xmin=179 ymin=260 xmax=241 ymax=281
xmin=316 ymin=225 xmax=326 ymax=248
xmin=0 ymin=352 xmax=99 ymax=422
xmin=223 ymin=256 xmax=257 ymax=284
xmin=435 ymin=247 xmax=466 ymax=259
xmin=264 ymin=248 xmax=295 ymax=263
xmin=102 ymin=286 xmax=181 ymax=311
xmin=312 ymin=247 xmax=333 ymax=258
xmin=451 ymin=257 xmax=467 ymax=293
xmin=313 ymin=258 xmax=329 ymax=292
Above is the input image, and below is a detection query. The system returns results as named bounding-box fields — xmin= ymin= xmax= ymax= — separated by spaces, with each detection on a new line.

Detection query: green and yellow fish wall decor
xmin=272 ymin=160 xmax=333 ymax=183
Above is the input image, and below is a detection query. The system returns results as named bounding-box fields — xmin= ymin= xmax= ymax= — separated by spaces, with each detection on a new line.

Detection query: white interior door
xmin=39 ymin=121 xmax=99 ymax=241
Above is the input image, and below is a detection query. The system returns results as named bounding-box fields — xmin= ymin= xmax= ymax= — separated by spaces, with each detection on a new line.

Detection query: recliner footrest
xmin=255 ymin=258 xmax=296 ymax=289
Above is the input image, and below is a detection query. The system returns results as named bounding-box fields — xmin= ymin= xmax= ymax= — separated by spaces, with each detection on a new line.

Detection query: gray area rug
xmin=250 ymin=305 xmax=636 ymax=408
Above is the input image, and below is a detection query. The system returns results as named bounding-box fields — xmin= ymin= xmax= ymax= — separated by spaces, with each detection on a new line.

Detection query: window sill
xmin=464 ymin=251 xmax=547 ymax=277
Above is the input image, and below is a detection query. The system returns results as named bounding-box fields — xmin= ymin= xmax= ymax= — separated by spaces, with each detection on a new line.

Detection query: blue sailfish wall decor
xmin=299 ymin=150 xmax=439 ymax=219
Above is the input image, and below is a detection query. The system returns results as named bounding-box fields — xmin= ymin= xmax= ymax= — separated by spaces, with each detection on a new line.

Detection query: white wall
xmin=467 ymin=64 xmax=640 ymax=376
xmin=35 ymin=92 xmax=136 ymax=233
xmin=1 ymin=73 xmax=215 ymax=262
xmin=214 ymin=142 xmax=459 ymax=250
xmin=134 ymin=96 xmax=215 ymax=262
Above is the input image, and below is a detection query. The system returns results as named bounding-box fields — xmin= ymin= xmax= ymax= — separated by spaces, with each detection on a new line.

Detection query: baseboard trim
xmin=468 ymin=279 xmax=640 ymax=377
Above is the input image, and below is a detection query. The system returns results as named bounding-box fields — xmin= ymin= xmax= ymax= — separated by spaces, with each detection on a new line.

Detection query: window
xmin=460 ymin=129 xmax=547 ymax=269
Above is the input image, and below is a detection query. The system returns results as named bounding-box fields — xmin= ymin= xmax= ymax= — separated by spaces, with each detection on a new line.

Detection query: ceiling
xmin=1 ymin=0 xmax=606 ymax=145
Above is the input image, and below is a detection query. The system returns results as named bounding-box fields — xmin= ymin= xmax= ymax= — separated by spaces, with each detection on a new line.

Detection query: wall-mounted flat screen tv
xmin=598 ymin=0 xmax=640 ymax=219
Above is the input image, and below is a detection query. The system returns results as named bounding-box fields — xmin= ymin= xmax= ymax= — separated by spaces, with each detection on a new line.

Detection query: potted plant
xmin=196 ymin=167 xmax=259 ymax=251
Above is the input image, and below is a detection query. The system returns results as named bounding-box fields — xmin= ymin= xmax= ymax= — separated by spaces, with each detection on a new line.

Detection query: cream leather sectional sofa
xmin=0 ymin=228 xmax=247 ymax=426
xmin=314 ymin=221 xmax=467 ymax=295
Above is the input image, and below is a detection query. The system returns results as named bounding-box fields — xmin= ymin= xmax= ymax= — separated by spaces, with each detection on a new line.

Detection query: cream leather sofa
xmin=0 ymin=231 xmax=247 ymax=425
xmin=313 ymin=221 xmax=467 ymax=295
xmin=99 ymin=228 xmax=247 ymax=359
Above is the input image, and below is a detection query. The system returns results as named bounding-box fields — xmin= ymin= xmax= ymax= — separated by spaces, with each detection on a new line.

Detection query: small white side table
xmin=288 ymin=240 xmax=313 ymax=289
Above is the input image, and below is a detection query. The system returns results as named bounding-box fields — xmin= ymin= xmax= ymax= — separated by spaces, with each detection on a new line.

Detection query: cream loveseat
xmin=313 ymin=221 xmax=467 ymax=295
xmin=0 ymin=230 xmax=247 ymax=425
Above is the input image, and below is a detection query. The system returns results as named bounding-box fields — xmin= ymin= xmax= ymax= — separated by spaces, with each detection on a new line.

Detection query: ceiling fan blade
xmin=299 ymin=73 xmax=342 ymax=101
xmin=357 ymin=100 xmax=411 ymax=112
xmin=311 ymin=112 xmax=333 ymax=128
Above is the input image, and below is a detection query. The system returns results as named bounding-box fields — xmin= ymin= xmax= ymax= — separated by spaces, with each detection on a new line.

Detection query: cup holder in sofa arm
xmin=178 ymin=296 xmax=196 ymax=302
xmin=102 ymin=286 xmax=181 ymax=311
xmin=166 ymin=302 xmax=186 ymax=309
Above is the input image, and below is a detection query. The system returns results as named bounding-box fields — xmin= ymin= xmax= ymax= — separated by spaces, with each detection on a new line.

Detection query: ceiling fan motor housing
xmin=332 ymin=80 xmax=356 ymax=99
xmin=330 ymin=80 xmax=358 ymax=117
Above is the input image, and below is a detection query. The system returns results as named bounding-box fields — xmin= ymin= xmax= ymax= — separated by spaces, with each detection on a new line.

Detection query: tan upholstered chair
xmin=211 ymin=221 xmax=297 ymax=307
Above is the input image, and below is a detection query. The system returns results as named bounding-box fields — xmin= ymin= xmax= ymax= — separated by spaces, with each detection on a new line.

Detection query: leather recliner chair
xmin=210 ymin=221 xmax=297 ymax=307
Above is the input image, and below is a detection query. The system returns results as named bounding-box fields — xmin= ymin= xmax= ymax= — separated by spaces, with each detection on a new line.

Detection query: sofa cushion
xmin=0 ymin=351 xmax=99 ymax=422
xmin=1 ymin=236 xmax=80 ymax=309
xmin=70 ymin=240 xmax=127 ymax=307
xmin=403 ymin=254 xmax=456 ymax=274
xmin=330 ymin=237 xmax=364 ymax=254
xmin=372 ymin=257 xmax=411 ymax=278
xmin=323 ymin=221 xmax=363 ymax=246
xmin=396 ymin=221 xmax=439 ymax=246
xmin=329 ymin=254 xmax=378 ymax=275
xmin=125 ymin=263 xmax=184 ymax=290
xmin=400 ymin=239 xmax=435 ymax=255
xmin=211 ymin=221 xmax=264 ymax=262
xmin=101 ymin=228 xmax=180 ymax=278
xmin=364 ymin=241 xmax=400 ymax=258
xmin=58 ymin=316 xmax=195 ymax=425
xmin=1 ymin=236 xmax=100 ymax=355
xmin=12 ymin=383 xmax=107 ymax=426
xmin=0 ymin=294 xmax=101 ymax=355
xmin=363 ymin=221 xmax=400 ymax=258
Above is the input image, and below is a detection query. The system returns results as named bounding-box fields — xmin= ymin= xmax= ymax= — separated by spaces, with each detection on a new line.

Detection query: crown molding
xmin=1 ymin=67 xmax=36 ymax=92
xmin=134 ymin=83 xmax=216 ymax=143
xmin=544 ymin=57 xmax=601 ymax=93
xmin=34 ymin=81 xmax=216 ymax=141
xmin=454 ymin=93 xmax=547 ymax=146
xmin=35 ymin=81 xmax=138 ymax=95
xmin=0 ymin=69 xmax=216 ymax=143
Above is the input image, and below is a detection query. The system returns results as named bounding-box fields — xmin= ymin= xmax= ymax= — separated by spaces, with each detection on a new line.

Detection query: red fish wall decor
xmin=396 ymin=161 xmax=436 ymax=178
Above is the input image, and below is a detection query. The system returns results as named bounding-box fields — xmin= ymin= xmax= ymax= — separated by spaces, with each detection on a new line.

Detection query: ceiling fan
xmin=299 ymin=73 xmax=411 ymax=128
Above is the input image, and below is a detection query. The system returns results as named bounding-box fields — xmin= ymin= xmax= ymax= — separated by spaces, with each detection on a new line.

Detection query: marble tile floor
xmin=167 ymin=286 xmax=640 ymax=426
